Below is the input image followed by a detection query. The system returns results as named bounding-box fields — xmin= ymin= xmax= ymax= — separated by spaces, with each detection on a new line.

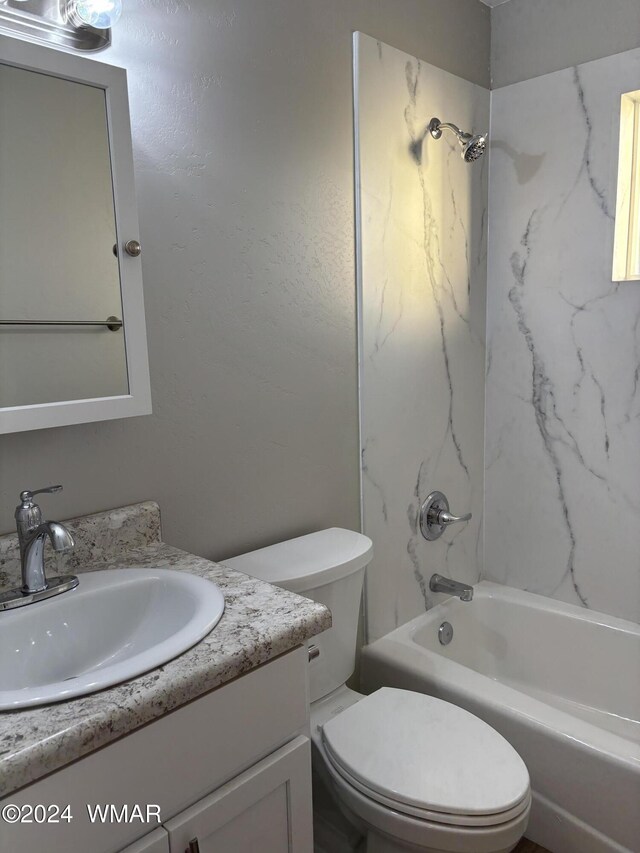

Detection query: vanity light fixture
xmin=0 ymin=0 xmax=112 ymax=50
xmin=613 ymin=89 xmax=640 ymax=281
xmin=66 ymin=0 xmax=122 ymax=30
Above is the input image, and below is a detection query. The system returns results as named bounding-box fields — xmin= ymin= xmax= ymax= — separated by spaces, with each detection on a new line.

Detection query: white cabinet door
xmin=120 ymin=827 xmax=170 ymax=852
xmin=165 ymin=736 xmax=313 ymax=853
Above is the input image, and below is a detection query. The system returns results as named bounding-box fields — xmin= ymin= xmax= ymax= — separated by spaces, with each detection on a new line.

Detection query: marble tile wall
xmin=355 ymin=33 xmax=489 ymax=641
xmin=485 ymin=48 xmax=640 ymax=622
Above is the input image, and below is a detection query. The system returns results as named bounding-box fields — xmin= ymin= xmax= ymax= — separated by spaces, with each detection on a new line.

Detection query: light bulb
xmin=72 ymin=0 xmax=122 ymax=30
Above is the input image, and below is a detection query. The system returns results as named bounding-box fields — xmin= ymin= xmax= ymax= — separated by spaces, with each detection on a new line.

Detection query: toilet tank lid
xmin=223 ymin=528 xmax=373 ymax=593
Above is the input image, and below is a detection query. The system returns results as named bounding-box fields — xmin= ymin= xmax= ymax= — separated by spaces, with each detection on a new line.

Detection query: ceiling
xmin=479 ymin=0 xmax=513 ymax=7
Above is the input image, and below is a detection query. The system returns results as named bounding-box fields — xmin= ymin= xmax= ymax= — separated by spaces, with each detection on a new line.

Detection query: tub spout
xmin=429 ymin=573 xmax=474 ymax=602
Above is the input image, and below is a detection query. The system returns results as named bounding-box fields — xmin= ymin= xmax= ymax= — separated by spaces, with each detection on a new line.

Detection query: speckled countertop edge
xmin=0 ymin=536 xmax=330 ymax=797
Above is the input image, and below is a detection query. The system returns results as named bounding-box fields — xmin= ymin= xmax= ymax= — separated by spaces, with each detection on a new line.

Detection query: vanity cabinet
xmin=0 ymin=647 xmax=313 ymax=853
xmin=164 ymin=736 xmax=311 ymax=853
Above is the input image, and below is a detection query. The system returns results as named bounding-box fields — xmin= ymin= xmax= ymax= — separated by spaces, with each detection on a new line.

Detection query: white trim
xmin=0 ymin=35 xmax=151 ymax=433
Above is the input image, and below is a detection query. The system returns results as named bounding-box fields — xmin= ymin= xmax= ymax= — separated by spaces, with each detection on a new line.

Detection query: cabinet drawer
xmin=165 ymin=736 xmax=312 ymax=853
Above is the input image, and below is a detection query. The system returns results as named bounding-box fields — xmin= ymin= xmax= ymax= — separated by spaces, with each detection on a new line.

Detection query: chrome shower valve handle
xmin=438 ymin=509 xmax=472 ymax=526
xmin=419 ymin=491 xmax=472 ymax=541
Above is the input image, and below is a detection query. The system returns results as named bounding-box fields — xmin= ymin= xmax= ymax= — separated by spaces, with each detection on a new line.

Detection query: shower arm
xmin=428 ymin=119 xmax=470 ymax=143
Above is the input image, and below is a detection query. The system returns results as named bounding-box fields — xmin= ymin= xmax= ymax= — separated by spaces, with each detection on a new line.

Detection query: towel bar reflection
xmin=0 ymin=316 xmax=123 ymax=331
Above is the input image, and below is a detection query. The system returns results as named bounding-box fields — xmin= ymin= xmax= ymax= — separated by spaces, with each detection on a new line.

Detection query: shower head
xmin=428 ymin=117 xmax=487 ymax=163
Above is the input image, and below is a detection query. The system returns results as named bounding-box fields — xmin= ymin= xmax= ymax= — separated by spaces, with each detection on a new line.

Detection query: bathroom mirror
xmin=0 ymin=35 xmax=151 ymax=433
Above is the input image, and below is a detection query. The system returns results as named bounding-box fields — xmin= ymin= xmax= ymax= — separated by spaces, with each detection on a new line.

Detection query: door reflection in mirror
xmin=0 ymin=63 xmax=128 ymax=408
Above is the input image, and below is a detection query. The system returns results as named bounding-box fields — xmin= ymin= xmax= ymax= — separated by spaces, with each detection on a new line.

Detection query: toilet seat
xmin=321 ymin=687 xmax=530 ymax=829
xmin=323 ymin=753 xmax=530 ymax=827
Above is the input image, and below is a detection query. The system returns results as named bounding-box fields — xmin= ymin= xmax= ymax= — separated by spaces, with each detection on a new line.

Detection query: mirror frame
xmin=0 ymin=34 xmax=151 ymax=434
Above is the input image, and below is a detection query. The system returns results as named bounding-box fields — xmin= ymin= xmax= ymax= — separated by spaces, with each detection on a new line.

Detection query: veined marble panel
xmin=485 ymin=48 xmax=640 ymax=622
xmin=355 ymin=34 xmax=489 ymax=641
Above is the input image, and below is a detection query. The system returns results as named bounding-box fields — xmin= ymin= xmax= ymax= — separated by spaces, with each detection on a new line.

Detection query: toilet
xmin=224 ymin=528 xmax=531 ymax=853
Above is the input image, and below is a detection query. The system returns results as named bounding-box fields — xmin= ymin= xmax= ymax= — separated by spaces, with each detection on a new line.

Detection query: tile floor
xmin=514 ymin=840 xmax=551 ymax=853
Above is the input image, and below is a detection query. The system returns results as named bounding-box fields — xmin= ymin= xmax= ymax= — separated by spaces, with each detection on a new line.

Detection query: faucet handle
xmin=438 ymin=510 xmax=472 ymax=525
xmin=16 ymin=486 xmax=63 ymax=528
xmin=19 ymin=485 xmax=63 ymax=507
xmin=420 ymin=491 xmax=472 ymax=541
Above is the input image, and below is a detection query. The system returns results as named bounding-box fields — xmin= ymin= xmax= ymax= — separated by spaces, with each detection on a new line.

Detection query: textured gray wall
xmin=0 ymin=0 xmax=489 ymax=560
xmin=491 ymin=0 xmax=640 ymax=88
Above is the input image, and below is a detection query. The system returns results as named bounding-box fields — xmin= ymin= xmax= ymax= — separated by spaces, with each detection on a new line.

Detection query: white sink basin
xmin=0 ymin=568 xmax=224 ymax=710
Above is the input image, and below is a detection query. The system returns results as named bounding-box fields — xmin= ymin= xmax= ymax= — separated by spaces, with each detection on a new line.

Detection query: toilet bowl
xmin=225 ymin=529 xmax=531 ymax=853
xmin=311 ymin=685 xmax=530 ymax=853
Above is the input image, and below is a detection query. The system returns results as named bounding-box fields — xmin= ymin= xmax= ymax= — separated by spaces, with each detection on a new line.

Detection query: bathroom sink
xmin=0 ymin=568 xmax=225 ymax=710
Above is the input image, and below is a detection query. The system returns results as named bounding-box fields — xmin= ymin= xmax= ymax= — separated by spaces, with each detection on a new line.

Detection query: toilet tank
xmin=223 ymin=528 xmax=373 ymax=702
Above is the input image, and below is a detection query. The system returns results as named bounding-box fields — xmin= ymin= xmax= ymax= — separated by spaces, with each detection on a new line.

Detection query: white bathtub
xmin=360 ymin=581 xmax=640 ymax=853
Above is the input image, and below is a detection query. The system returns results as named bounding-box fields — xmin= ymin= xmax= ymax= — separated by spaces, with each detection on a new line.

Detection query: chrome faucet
xmin=429 ymin=573 xmax=474 ymax=602
xmin=16 ymin=486 xmax=75 ymax=593
xmin=0 ymin=486 xmax=78 ymax=611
